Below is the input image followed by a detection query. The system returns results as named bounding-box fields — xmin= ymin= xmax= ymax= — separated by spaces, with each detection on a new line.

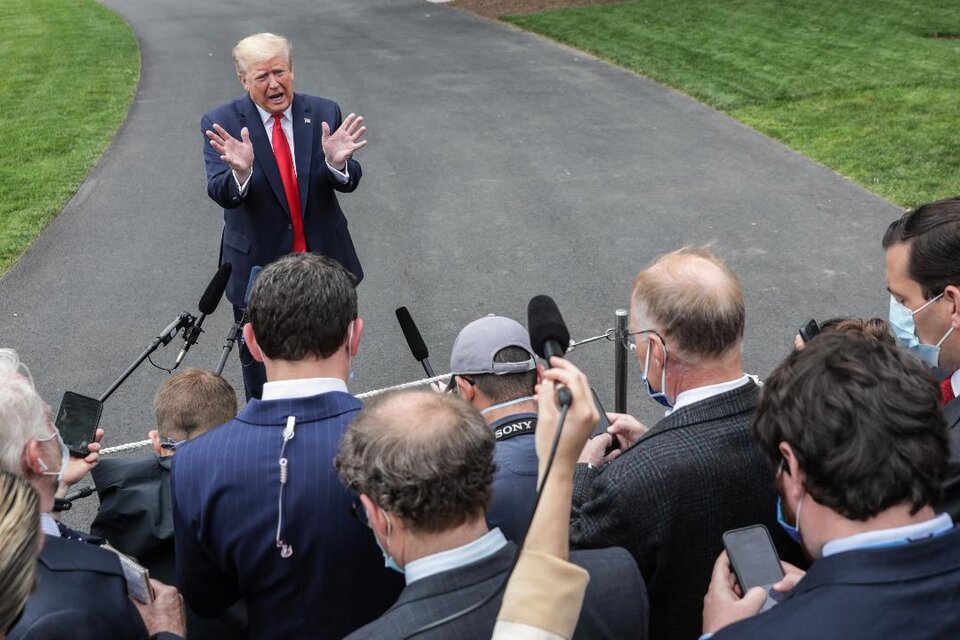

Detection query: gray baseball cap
xmin=449 ymin=315 xmax=537 ymax=376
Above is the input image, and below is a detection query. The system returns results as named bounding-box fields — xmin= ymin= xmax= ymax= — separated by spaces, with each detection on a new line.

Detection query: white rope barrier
xmin=99 ymin=372 xmax=453 ymax=455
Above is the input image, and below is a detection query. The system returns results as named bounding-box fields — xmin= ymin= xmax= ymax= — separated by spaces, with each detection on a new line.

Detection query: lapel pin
xmin=304 ymin=118 xmax=311 ymax=124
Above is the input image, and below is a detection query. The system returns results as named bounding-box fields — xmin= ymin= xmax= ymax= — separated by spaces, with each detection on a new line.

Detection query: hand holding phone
xmin=722 ymin=525 xmax=784 ymax=612
xmin=55 ymin=392 xmax=103 ymax=457
xmin=798 ymin=319 xmax=821 ymax=344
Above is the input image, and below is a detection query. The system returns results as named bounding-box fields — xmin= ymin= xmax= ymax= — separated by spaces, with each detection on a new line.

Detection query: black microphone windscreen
xmin=243 ymin=266 xmax=262 ymax=308
xmin=396 ymin=307 xmax=430 ymax=361
xmin=198 ymin=263 xmax=232 ymax=315
xmin=527 ymin=295 xmax=570 ymax=360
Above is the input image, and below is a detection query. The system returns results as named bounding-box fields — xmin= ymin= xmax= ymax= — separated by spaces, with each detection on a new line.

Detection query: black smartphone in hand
xmin=55 ymin=391 xmax=103 ymax=457
xmin=798 ymin=319 xmax=821 ymax=344
xmin=723 ymin=524 xmax=784 ymax=611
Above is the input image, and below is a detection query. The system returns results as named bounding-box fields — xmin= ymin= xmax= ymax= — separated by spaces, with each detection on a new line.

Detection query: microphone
xmin=395 ymin=307 xmax=436 ymax=378
xmin=527 ymin=295 xmax=572 ymax=407
xmin=244 ymin=265 xmax=262 ymax=308
xmin=177 ymin=263 xmax=232 ymax=366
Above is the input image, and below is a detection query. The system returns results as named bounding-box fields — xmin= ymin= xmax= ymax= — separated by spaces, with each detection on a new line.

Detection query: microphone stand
xmin=214 ymin=310 xmax=246 ymax=376
xmin=99 ymin=312 xmax=195 ymax=403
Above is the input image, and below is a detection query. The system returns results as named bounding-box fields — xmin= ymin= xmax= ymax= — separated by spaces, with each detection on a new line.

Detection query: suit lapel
xmin=292 ymin=94 xmax=313 ymax=217
xmin=243 ymin=95 xmax=290 ymax=215
xmin=945 ymin=396 xmax=960 ymax=431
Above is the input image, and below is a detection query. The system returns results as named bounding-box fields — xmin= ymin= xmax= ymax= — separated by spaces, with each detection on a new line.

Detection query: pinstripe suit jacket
xmin=345 ymin=543 xmax=648 ymax=639
xmin=171 ymin=391 xmax=403 ymax=640
xmin=570 ymin=380 xmax=800 ymax=640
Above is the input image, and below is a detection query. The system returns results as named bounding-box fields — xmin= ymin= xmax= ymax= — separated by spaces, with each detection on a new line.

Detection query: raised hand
xmin=322 ymin=113 xmax=367 ymax=171
xmin=207 ymin=123 xmax=254 ymax=182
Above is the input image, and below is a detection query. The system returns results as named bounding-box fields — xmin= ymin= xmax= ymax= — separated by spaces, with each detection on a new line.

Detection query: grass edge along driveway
xmin=506 ymin=0 xmax=960 ymax=208
xmin=0 ymin=0 xmax=140 ymax=275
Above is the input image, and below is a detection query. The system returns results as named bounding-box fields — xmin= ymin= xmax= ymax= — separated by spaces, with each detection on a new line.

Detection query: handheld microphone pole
xmin=396 ymin=307 xmax=436 ymax=378
xmin=99 ymin=311 xmax=195 ymax=403
xmin=527 ymin=295 xmax=573 ymax=407
xmin=215 ymin=265 xmax=260 ymax=375
xmin=176 ymin=263 xmax=232 ymax=368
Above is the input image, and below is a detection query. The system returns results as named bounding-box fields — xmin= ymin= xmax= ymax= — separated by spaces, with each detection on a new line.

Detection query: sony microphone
xmin=527 ymin=295 xmax=572 ymax=407
xmin=396 ymin=307 xmax=436 ymax=378
xmin=177 ymin=263 xmax=232 ymax=366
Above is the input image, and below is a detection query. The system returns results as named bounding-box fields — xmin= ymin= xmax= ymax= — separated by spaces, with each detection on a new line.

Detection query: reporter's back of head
xmin=710 ymin=332 xmax=960 ymax=640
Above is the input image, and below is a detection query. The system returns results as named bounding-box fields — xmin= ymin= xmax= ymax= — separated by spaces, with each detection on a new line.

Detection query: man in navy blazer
xmin=172 ymin=254 xmax=402 ymax=640
xmin=202 ymin=32 xmax=367 ymax=399
xmin=702 ymin=333 xmax=960 ymax=639
xmin=336 ymin=390 xmax=648 ymax=640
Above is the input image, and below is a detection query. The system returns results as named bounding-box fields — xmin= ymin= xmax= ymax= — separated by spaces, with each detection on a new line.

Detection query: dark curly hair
xmin=335 ymin=390 xmax=496 ymax=534
xmin=754 ymin=332 xmax=948 ymax=521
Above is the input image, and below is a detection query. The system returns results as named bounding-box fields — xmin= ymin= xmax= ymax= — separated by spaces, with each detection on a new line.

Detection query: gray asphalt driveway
xmin=0 ymin=0 xmax=899 ymax=527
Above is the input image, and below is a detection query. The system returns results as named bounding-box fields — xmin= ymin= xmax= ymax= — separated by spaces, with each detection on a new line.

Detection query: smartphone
xmin=723 ymin=524 xmax=784 ymax=596
xmin=798 ymin=318 xmax=821 ymax=344
xmin=55 ymin=391 xmax=103 ymax=457
xmin=586 ymin=388 xmax=620 ymax=454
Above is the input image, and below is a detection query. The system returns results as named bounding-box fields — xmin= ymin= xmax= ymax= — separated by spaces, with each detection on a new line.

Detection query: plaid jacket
xmin=571 ymin=380 xmax=799 ymax=640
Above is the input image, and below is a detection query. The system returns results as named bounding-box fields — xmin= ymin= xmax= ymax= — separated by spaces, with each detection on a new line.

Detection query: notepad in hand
xmin=101 ymin=543 xmax=155 ymax=603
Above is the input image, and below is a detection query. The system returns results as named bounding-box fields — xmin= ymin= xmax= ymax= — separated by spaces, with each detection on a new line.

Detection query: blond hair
xmin=0 ymin=471 xmax=40 ymax=633
xmin=154 ymin=368 xmax=237 ymax=442
xmin=232 ymin=32 xmax=293 ymax=74
xmin=631 ymin=245 xmax=745 ymax=362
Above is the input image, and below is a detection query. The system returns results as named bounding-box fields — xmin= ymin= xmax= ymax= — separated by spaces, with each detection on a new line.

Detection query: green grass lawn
xmin=507 ymin=0 xmax=960 ymax=207
xmin=0 ymin=0 xmax=139 ymax=274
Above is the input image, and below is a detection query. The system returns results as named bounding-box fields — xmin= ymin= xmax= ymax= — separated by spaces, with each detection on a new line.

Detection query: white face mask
xmin=37 ymin=428 xmax=69 ymax=484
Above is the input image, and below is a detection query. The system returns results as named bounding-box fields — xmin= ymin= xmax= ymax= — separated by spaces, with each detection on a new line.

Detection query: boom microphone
xmin=527 ymin=295 xmax=572 ymax=407
xmin=395 ymin=307 xmax=436 ymax=377
xmin=177 ymin=263 xmax=232 ymax=366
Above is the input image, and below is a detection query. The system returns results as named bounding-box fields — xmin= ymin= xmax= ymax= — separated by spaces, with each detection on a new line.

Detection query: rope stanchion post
xmin=614 ymin=308 xmax=629 ymax=414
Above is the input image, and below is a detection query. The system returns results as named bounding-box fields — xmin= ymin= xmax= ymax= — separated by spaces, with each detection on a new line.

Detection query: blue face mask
xmin=641 ymin=336 xmax=673 ymax=409
xmin=776 ymin=495 xmax=803 ymax=545
xmin=368 ymin=509 xmax=404 ymax=574
xmin=888 ymin=294 xmax=954 ymax=368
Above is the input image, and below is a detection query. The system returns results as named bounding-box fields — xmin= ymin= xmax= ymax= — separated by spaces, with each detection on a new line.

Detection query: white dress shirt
xmin=666 ymin=374 xmax=752 ymax=416
xmin=260 ymin=377 xmax=348 ymax=401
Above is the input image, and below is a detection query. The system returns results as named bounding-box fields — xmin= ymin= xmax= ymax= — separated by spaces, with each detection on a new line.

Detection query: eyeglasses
xmin=351 ymin=498 xmax=370 ymax=528
xmin=621 ymin=329 xmax=666 ymax=354
xmin=159 ymin=437 xmax=185 ymax=451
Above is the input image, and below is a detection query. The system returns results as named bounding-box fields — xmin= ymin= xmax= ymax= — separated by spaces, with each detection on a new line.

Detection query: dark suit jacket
xmin=713 ymin=524 xmax=960 ymax=639
xmin=570 ymin=381 xmax=802 ymax=640
xmin=92 ymin=456 xmax=249 ymax=639
xmin=202 ymin=93 xmax=363 ymax=305
xmin=345 ymin=543 xmax=648 ymax=640
xmin=8 ymin=535 xmax=149 ymax=640
xmin=486 ymin=412 xmax=538 ymax=542
xmin=172 ymin=391 xmax=403 ymax=640
xmin=939 ymin=394 xmax=960 ymax=520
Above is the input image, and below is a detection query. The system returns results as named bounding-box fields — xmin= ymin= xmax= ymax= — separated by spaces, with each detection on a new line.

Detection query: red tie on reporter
xmin=272 ymin=114 xmax=307 ymax=253
xmin=941 ymin=378 xmax=956 ymax=406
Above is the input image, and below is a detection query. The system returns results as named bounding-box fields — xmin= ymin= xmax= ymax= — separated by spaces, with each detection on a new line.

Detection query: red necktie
xmin=272 ymin=114 xmax=306 ymax=253
xmin=941 ymin=378 xmax=956 ymax=406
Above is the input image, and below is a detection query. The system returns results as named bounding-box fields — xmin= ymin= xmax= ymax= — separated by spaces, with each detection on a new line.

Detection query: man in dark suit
xmin=171 ymin=254 xmax=402 ymax=640
xmin=882 ymin=197 xmax=960 ymax=519
xmin=202 ymin=32 xmax=367 ymax=399
xmin=569 ymin=246 xmax=801 ymax=640
xmin=336 ymin=389 xmax=648 ymax=640
xmin=703 ymin=333 xmax=960 ymax=639
xmin=0 ymin=348 xmax=185 ymax=640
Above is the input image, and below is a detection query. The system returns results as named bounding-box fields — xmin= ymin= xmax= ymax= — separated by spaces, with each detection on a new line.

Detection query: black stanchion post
xmin=614 ymin=308 xmax=629 ymax=413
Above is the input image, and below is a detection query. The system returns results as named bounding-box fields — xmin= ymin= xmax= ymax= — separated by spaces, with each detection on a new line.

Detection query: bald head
xmin=632 ymin=246 xmax=745 ymax=362
xmin=335 ymin=390 xmax=495 ymax=533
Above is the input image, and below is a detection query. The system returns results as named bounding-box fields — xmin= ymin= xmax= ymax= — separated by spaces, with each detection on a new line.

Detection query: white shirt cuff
xmin=233 ymin=168 xmax=252 ymax=195
xmin=326 ymin=160 xmax=349 ymax=183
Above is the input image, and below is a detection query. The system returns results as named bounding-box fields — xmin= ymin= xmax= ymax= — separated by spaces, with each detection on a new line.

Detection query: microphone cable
xmin=402 ymin=399 xmax=571 ymax=639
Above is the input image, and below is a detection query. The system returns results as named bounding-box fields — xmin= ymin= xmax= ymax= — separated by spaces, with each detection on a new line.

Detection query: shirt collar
xmin=666 ymin=374 xmax=751 ymax=416
xmin=261 ymin=377 xmax=348 ymax=401
xmin=254 ymin=102 xmax=293 ymax=128
xmin=404 ymin=528 xmax=508 ymax=586
xmin=41 ymin=512 xmax=61 ymax=537
xmin=822 ymin=513 xmax=954 ymax=557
